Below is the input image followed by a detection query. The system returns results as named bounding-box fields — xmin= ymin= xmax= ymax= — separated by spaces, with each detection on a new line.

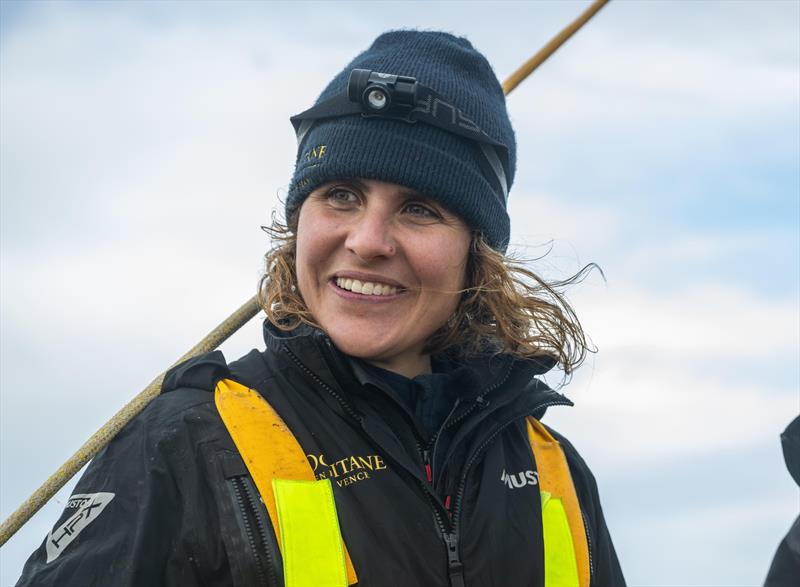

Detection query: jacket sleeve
xmin=764 ymin=515 xmax=800 ymax=586
xmin=550 ymin=429 xmax=627 ymax=587
xmin=16 ymin=398 xmax=195 ymax=587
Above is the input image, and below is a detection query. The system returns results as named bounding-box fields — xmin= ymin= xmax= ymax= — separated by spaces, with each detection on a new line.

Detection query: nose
xmin=344 ymin=210 xmax=396 ymax=261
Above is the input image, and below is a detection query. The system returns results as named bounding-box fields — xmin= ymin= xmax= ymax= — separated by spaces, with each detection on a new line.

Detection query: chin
xmin=327 ymin=333 xmax=388 ymax=362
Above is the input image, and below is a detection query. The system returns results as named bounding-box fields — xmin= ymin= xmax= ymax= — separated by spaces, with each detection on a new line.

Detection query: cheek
xmin=294 ymin=208 xmax=328 ymax=297
xmin=419 ymin=236 xmax=471 ymax=297
xmin=294 ymin=233 xmax=311 ymax=293
xmin=296 ymin=202 xmax=338 ymax=250
xmin=442 ymin=236 xmax=472 ymax=286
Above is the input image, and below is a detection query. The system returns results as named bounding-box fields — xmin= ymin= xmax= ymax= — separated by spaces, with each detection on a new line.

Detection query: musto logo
xmin=307 ymin=453 xmax=387 ymax=488
xmin=501 ymin=469 xmax=539 ymax=489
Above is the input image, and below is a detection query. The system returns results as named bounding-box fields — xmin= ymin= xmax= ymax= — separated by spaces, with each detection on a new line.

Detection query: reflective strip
xmin=527 ymin=417 xmax=590 ymax=587
xmin=274 ymin=479 xmax=348 ymax=587
xmin=478 ymin=142 xmax=509 ymax=201
xmin=541 ymin=491 xmax=580 ymax=587
xmin=215 ymin=379 xmax=358 ymax=585
xmin=296 ymin=119 xmax=314 ymax=147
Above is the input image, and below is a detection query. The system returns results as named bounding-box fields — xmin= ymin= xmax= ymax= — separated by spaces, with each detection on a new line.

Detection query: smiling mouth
xmin=335 ymin=277 xmax=402 ymax=296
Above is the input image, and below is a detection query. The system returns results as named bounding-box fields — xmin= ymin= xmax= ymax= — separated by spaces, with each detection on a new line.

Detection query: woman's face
xmin=296 ymin=178 xmax=471 ymax=378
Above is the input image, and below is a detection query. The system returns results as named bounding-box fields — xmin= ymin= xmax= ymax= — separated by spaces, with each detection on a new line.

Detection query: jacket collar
xmin=262 ymin=319 xmax=564 ymax=411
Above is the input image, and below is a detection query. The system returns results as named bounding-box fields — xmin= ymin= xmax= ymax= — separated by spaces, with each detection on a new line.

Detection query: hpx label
xmin=46 ymin=492 xmax=115 ymax=563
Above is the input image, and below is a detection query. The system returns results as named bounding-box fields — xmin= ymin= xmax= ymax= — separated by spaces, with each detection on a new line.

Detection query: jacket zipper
xmin=414 ymin=458 xmax=462 ymax=587
xmin=422 ymin=447 xmax=433 ymax=484
xmin=229 ymin=475 xmax=280 ymax=587
xmin=284 ymin=345 xmax=363 ymax=421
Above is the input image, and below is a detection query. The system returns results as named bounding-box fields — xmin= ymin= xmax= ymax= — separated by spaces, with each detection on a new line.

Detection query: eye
xmin=326 ymin=187 xmax=360 ymax=208
xmin=403 ymin=201 xmax=440 ymax=219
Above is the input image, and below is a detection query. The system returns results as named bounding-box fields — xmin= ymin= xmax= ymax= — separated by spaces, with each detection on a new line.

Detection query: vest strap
xmin=215 ymin=378 xmax=358 ymax=586
xmin=527 ymin=417 xmax=590 ymax=587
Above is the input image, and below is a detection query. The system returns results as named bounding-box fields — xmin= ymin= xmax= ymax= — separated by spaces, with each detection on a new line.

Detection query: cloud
xmin=510 ymin=34 xmax=798 ymax=136
xmin=508 ymin=187 xmax=626 ymax=254
xmin=547 ymin=360 xmax=797 ymax=465
xmin=573 ymin=283 xmax=799 ymax=361
xmin=504 ymin=3 xmax=800 ymax=207
xmin=0 ymin=3 xmax=360 ymax=247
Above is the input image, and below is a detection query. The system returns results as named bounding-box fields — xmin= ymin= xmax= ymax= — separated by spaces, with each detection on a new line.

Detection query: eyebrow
xmin=348 ymin=178 xmax=427 ymax=200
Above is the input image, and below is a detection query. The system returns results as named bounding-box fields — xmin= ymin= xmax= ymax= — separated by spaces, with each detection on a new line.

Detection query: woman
xmin=18 ymin=31 xmax=625 ymax=586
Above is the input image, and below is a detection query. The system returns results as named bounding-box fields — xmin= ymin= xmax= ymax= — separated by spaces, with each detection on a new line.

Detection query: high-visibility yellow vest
xmin=215 ymin=378 xmax=590 ymax=587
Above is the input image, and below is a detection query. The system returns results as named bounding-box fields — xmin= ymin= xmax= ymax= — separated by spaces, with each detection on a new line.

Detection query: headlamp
xmin=347 ymin=69 xmax=417 ymax=115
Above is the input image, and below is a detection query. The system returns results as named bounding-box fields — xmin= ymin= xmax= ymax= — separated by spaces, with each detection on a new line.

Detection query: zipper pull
xmin=442 ymin=532 xmax=465 ymax=587
xmin=423 ymin=449 xmax=432 ymax=484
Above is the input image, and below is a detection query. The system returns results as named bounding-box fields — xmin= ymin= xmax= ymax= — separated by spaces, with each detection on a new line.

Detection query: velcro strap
xmin=541 ymin=491 xmax=580 ymax=587
xmin=274 ymin=479 xmax=348 ymax=587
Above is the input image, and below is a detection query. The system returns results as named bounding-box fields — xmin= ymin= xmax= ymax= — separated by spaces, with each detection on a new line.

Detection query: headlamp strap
xmin=290 ymin=93 xmax=362 ymax=145
xmin=291 ymin=86 xmax=505 ymax=150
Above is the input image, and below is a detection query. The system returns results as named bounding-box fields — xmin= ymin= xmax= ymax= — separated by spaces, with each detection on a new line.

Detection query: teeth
xmin=335 ymin=277 xmax=399 ymax=296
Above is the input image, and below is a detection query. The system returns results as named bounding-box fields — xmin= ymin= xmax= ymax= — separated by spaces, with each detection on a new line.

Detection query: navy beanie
xmin=286 ymin=31 xmax=516 ymax=251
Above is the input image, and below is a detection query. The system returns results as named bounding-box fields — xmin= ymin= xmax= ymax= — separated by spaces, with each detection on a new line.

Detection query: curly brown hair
xmin=258 ymin=208 xmax=596 ymax=376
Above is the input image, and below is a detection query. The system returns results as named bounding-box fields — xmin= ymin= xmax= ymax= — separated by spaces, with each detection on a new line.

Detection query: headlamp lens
xmin=365 ymin=87 xmax=389 ymax=111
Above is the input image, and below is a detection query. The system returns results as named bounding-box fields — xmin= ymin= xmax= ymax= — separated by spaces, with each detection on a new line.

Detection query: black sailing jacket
xmin=18 ymin=324 xmax=625 ymax=587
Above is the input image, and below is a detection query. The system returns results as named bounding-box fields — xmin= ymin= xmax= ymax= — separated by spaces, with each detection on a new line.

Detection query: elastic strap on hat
xmin=290 ymin=80 xmax=510 ymax=202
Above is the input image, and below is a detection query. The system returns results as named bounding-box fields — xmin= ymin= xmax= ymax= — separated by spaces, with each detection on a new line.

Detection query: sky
xmin=1 ymin=1 xmax=798 ymax=585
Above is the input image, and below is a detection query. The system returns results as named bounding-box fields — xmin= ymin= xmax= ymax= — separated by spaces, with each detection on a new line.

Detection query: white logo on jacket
xmin=45 ymin=492 xmax=115 ymax=563
xmin=501 ymin=469 xmax=539 ymax=489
